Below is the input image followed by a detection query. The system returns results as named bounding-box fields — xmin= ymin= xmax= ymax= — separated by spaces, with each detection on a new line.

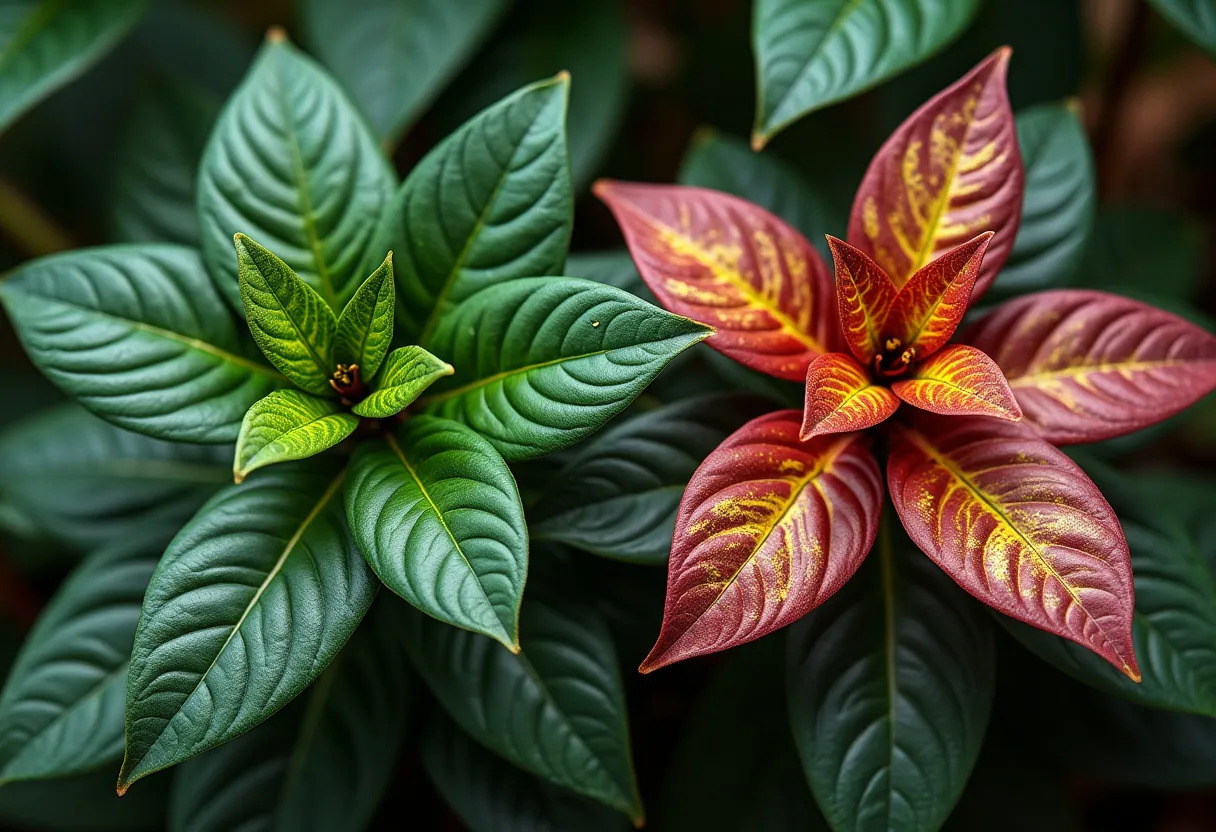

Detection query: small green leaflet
xmin=351 ymin=346 xmax=452 ymax=419
xmin=334 ymin=253 xmax=395 ymax=379
xmin=234 ymin=390 xmax=358 ymax=482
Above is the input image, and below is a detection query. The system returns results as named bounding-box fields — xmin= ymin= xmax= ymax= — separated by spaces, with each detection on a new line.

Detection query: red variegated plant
xmin=595 ymin=48 xmax=1216 ymax=679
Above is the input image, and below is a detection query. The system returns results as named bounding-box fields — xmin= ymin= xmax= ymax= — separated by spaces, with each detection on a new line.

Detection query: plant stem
xmin=0 ymin=179 xmax=73 ymax=258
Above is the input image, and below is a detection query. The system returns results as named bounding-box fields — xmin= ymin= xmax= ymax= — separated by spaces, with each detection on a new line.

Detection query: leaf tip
xmin=554 ymin=69 xmax=571 ymax=85
xmin=591 ymin=178 xmax=616 ymax=201
xmin=631 ymin=811 xmax=647 ymax=828
xmin=266 ymin=25 xmax=288 ymax=44
xmin=750 ymin=131 xmax=769 ymax=152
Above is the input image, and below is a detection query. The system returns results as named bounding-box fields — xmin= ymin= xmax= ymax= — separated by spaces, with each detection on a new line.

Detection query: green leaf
xmin=0 ymin=536 xmax=160 ymax=785
xmin=198 ymin=33 xmax=395 ymax=312
xmin=1147 ymin=0 xmax=1216 ymax=58
xmin=565 ymin=249 xmax=647 ymax=297
xmin=787 ymin=524 xmax=994 ymax=832
xmin=994 ymin=103 xmax=1095 ymax=293
xmin=350 ymin=345 xmax=452 ymax=418
xmin=371 ymin=75 xmax=572 ymax=343
xmin=403 ymin=591 xmax=643 ymax=822
xmin=530 ymin=394 xmax=771 ymax=564
xmin=234 ymin=390 xmax=358 ymax=482
xmin=334 ymin=253 xmax=395 ymax=379
xmin=752 ymin=0 xmax=982 ymax=146
xmin=299 ymin=0 xmax=508 ymax=141
xmin=0 ymin=405 xmax=229 ymax=552
xmin=1071 ymin=204 xmax=1205 ymax=301
xmin=0 ymin=0 xmax=149 ymax=133
xmin=0 ymin=245 xmax=280 ymax=443
xmin=0 ymin=768 xmax=168 ymax=832
xmin=236 ymin=233 xmax=339 ymax=396
xmin=118 ymin=462 xmax=376 ymax=791
xmin=420 ymin=277 xmax=713 ymax=460
xmin=167 ymin=597 xmax=411 ymax=832
xmin=344 ymin=416 xmax=526 ymax=648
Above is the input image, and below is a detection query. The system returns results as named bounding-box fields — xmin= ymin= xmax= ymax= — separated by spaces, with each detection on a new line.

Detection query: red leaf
xmin=964 ymin=290 xmax=1216 ymax=443
xmin=826 ymin=236 xmax=898 ymax=364
xmin=891 ymin=344 xmax=1021 ymax=421
xmin=641 ymin=411 xmax=883 ymax=671
xmin=594 ymin=181 xmax=837 ymax=380
xmin=886 ymin=232 xmax=993 ymax=358
xmin=802 ymin=352 xmax=900 ymax=438
xmin=847 ymin=48 xmax=1023 ymax=300
xmin=887 ymin=416 xmax=1140 ymax=680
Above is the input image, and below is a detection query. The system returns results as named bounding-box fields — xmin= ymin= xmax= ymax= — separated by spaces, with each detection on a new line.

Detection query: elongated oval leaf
xmin=963 ymin=289 xmax=1216 ymax=443
xmin=350 ymin=345 xmax=452 ymax=418
xmin=752 ymin=0 xmax=981 ymax=146
xmin=118 ymin=462 xmax=376 ymax=791
xmin=198 ymin=34 xmax=395 ymax=312
xmin=234 ymin=390 xmax=358 ymax=482
xmin=1147 ymin=0 xmax=1216 ymax=58
xmin=787 ymin=526 xmax=995 ymax=832
xmin=885 ymin=232 xmax=992 ymax=357
xmin=887 ymin=415 xmax=1140 ymax=679
xmin=890 ymin=344 xmax=1021 ymax=421
xmin=403 ymin=593 xmax=643 ymax=822
xmin=641 ymin=410 xmax=884 ymax=672
xmin=334 ymin=253 xmax=394 ymax=379
xmin=825 ymin=235 xmax=898 ymax=365
xmin=0 ymin=245 xmax=280 ymax=443
xmin=345 ymin=416 xmax=526 ymax=648
xmin=420 ymin=276 xmax=712 ymax=460
xmin=802 ymin=352 xmax=900 ymax=437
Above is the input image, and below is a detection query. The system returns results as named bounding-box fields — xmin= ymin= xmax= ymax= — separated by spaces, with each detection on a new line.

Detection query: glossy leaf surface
xmin=886 ymin=232 xmax=992 ymax=356
xmin=1147 ymin=0 xmax=1216 ymax=57
xmin=891 ymin=344 xmax=1021 ymax=420
xmin=964 ymin=290 xmax=1216 ymax=443
xmin=334 ymin=253 xmax=394 ymax=379
xmin=826 ymin=236 xmax=897 ymax=364
xmin=234 ymin=391 xmax=357 ymax=482
xmin=642 ymin=410 xmax=884 ymax=671
xmin=350 ymin=345 xmax=452 ymax=419
xmin=344 ymin=417 xmax=526 ymax=648
xmin=0 ymin=245 xmax=279 ymax=443
xmin=595 ymin=181 xmax=837 ymax=380
xmin=801 ymin=352 xmax=900 ymax=438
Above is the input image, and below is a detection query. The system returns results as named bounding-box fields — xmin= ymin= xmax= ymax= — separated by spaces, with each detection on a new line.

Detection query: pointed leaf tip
xmin=266 ymin=25 xmax=287 ymax=44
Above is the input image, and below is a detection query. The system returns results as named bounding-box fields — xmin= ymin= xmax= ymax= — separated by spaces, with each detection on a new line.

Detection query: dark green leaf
xmin=350 ymin=345 xmax=452 ymax=419
xmin=420 ymin=277 xmax=712 ymax=460
xmin=1071 ymin=204 xmax=1205 ymax=301
xmin=1147 ymin=0 xmax=1216 ymax=58
xmin=0 ymin=768 xmax=168 ymax=831
xmin=334 ymin=252 xmax=394 ymax=379
xmin=234 ymin=391 xmax=358 ymax=482
xmin=0 ymin=245 xmax=280 ymax=443
xmin=564 ymin=249 xmax=647 ymax=297
xmin=345 ymin=416 xmax=526 ymax=648
xmin=118 ymin=462 xmax=376 ymax=791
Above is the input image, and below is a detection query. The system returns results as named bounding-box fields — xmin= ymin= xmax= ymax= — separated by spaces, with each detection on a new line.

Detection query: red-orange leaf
xmin=802 ymin=352 xmax=900 ymax=438
xmin=887 ymin=416 xmax=1140 ymax=680
xmin=886 ymin=232 xmax=992 ymax=358
xmin=641 ymin=411 xmax=882 ymax=671
xmin=826 ymin=236 xmax=898 ymax=364
xmin=594 ymin=181 xmax=837 ymax=380
xmin=848 ymin=48 xmax=1022 ymax=300
xmin=891 ymin=344 xmax=1021 ymax=421
xmin=964 ymin=290 xmax=1216 ymax=443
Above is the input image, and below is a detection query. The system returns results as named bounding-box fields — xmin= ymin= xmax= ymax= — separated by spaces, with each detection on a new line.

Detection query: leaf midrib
xmin=765 ymin=0 xmax=864 ymax=124
xmin=1009 ymin=357 xmax=1216 ymax=386
xmin=418 ymin=349 xmax=611 ymax=406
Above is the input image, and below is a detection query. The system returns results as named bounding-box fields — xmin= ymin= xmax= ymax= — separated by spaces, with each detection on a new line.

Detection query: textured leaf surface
xmin=198 ymin=36 xmax=394 ymax=311
xmin=530 ymin=395 xmax=771 ymax=565
xmin=887 ymin=415 xmax=1139 ymax=679
xmin=1147 ymin=0 xmax=1216 ymax=57
xmin=964 ymin=290 xmax=1216 ymax=443
xmin=403 ymin=593 xmax=643 ymax=821
xmin=344 ymin=417 xmax=526 ymax=648
xmin=801 ymin=352 xmax=900 ymax=438
xmin=421 ymin=276 xmax=711 ymax=460
xmin=119 ymin=463 xmax=376 ymax=790
xmin=0 ymin=245 xmax=279 ymax=443
xmin=891 ymin=344 xmax=1021 ymax=420
xmin=885 ymin=232 xmax=992 ymax=357
xmin=351 ymin=345 xmax=452 ymax=418
xmin=787 ymin=526 xmax=994 ymax=832
xmin=334 ymin=253 xmax=394 ymax=379
xmin=826 ymin=236 xmax=897 ymax=365
xmin=373 ymin=75 xmax=571 ymax=343
xmin=642 ymin=410 xmax=884 ymax=671
xmin=752 ymin=0 xmax=981 ymax=144
xmin=848 ymin=49 xmax=1022 ymax=299
xmin=596 ymin=181 xmax=837 ymax=380
xmin=234 ymin=391 xmax=357 ymax=482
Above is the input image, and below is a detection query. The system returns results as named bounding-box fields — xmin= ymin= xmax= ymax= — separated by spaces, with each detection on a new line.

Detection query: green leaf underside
xmin=403 ymin=594 xmax=643 ymax=821
xmin=0 ymin=245 xmax=279 ymax=443
xmin=0 ymin=537 xmax=160 ymax=785
xmin=369 ymin=75 xmax=572 ymax=343
xmin=235 ymin=390 xmax=358 ymax=481
xmin=167 ymin=597 xmax=411 ymax=832
xmin=237 ymin=234 xmax=339 ymax=396
xmin=344 ymin=417 xmax=526 ymax=647
xmin=351 ymin=345 xmax=452 ymax=418
xmin=334 ymin=253 xmax=395 ymax=378
xmin=119 ymin=462 xmax=376 ymax=790
xmin=421 ymin=276 xmax=713 ymax=461
xmin=197 ymin=36 xmax=394 ymax=313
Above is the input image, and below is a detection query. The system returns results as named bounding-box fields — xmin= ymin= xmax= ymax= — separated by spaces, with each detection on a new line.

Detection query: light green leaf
xmin=299 ymin=0 xmax=508 ymax=141
xmin=236 ymin=233 xmax=339 ymax=396
xmin=198 ymin=33 xmax=395 ymax=312
xmin=371 ymin=75 xmax=571 ymax=343
xmin=403 ymin=591 xmax=643 ymax=822
xmin=351 ymin=345 xmax=452 ymax=418
xmin=118 ymin=462 xmax=376 ymax=791
xmin=234 ymin=391 xmax=358 ymax=482
xmin=334 ymin=252 xmax=395 ymax=379
xmin=420 ymin=277 xmax=712 ymax=460
xmin=0 ymin=0 xmax=149 ymax=133
xmin=0 ymin=245 xmax=280 ymax=443
xmin=752 ymin=0 xmax=982 ymax=146
xmin=1147 ymin=0 xmax=1216 ymax=58
xmin=344 ymin=416 xmax=526 ymax=648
